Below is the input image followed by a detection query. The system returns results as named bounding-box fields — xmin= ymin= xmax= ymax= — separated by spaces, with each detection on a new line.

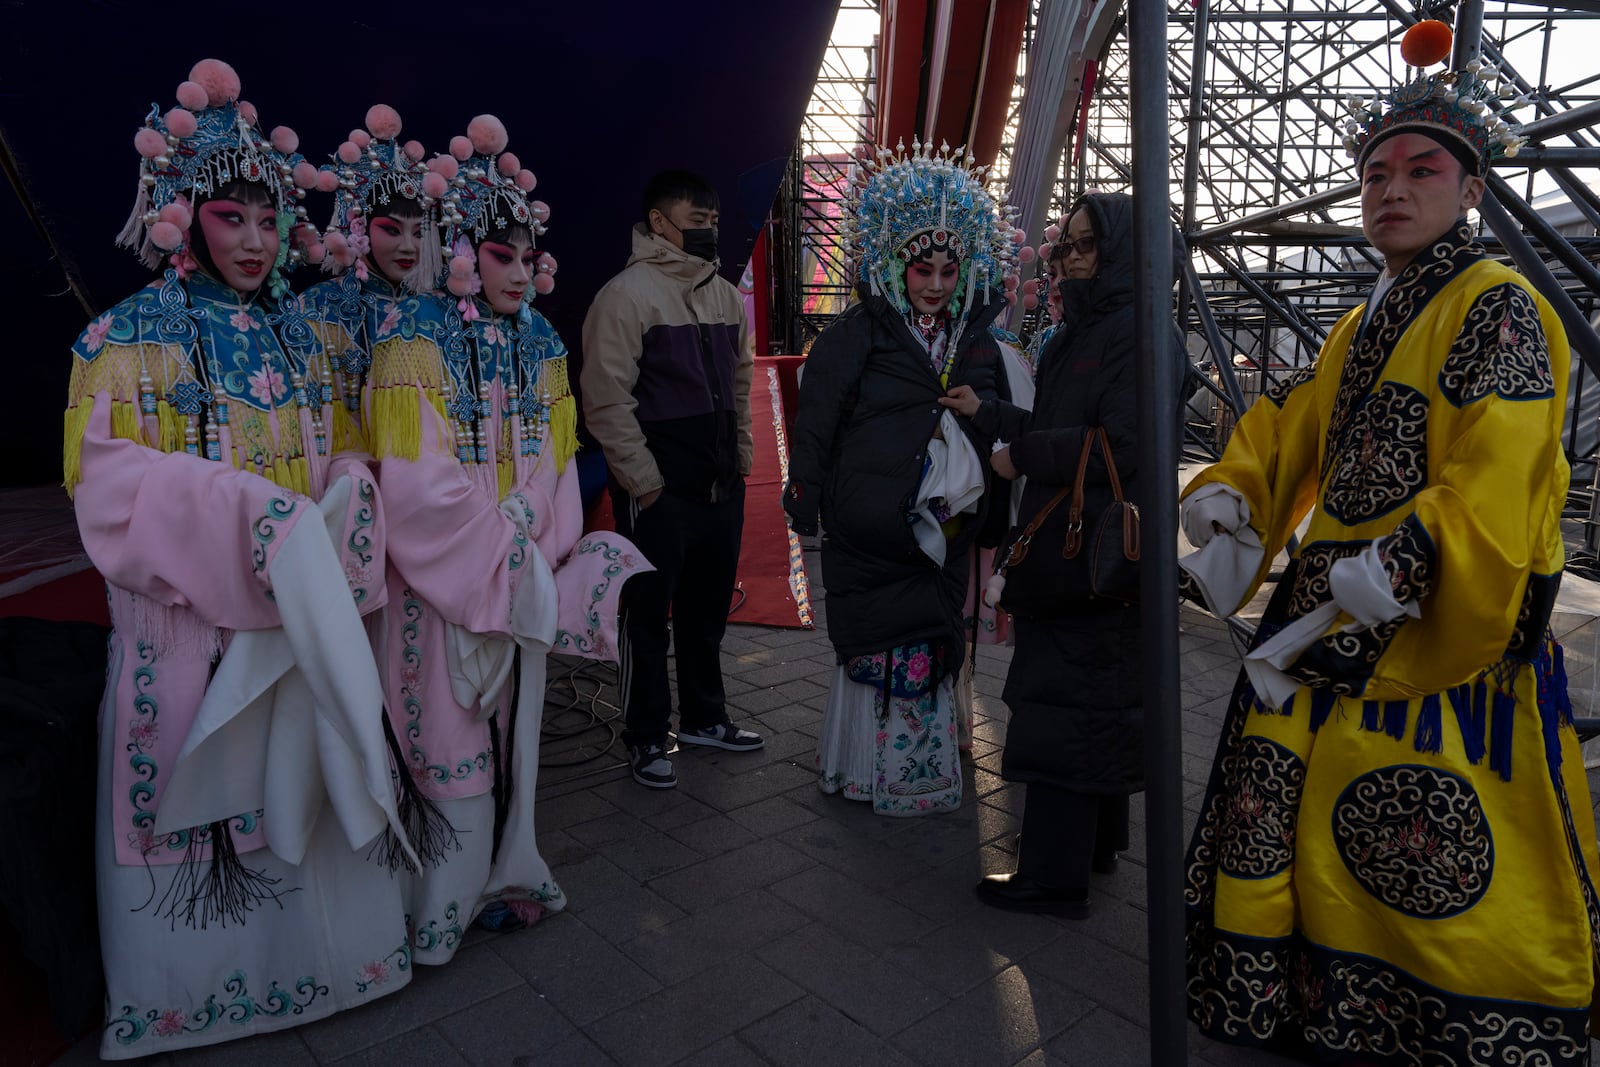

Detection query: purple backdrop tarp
xmin=0 ymin=1 xmax=836 ymax=486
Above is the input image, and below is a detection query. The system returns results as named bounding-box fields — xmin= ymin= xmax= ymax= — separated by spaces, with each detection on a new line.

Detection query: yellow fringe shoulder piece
xmin=543 ymin=356 xmax=571 ymax=402
xmin=330 ymin=402 xmax=368 ymax=455
xmin=156 ymin=400 xmax=183 ymax=454
xmin=497 ymin=454 xmax=516 ymax=501
xmin=262 ymin=455 xmax=313 ymax=496
xmin=549 ymin=393 xmax=579 ymax=473
xmin=370 ymin=385 xmax=449 ymax=462
xmin=63 ymin=397 xmax=149 ymax=495
xmin=370 ymin=336 xmax=446 ymax=391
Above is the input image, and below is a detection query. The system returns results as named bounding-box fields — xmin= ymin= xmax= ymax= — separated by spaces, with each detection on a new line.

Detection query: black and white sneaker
xmin=676 ymin=722 xmax=765 ymax=752
xmin=630 ymin=744 xmax=677 ymax=789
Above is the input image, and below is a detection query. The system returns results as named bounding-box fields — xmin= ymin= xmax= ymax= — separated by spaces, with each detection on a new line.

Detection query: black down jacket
xmin=973 ymin=192 xmax=1186 ymax=793
xmin=785 ymin=290 xmax=1007 ymax=664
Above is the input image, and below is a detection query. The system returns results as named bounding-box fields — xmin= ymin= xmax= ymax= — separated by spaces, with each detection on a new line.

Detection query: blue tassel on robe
xmin=1414 ymin=693 xmax=1443 ymax=753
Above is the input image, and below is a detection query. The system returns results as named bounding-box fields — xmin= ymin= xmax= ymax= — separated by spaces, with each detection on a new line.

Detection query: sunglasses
xmin=1060 ymin=235 xmax=1097 ymax=257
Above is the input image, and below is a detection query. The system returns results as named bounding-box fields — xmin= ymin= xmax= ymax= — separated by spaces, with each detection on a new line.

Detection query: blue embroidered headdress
xmin=843 ymin=138 xmax=1019 ymax=322
xmin=319 ymin=105 xmax=444 ymax=292
xmin=117 ymin=58 xmax=315 ymax=297
xmin=434 ymin=115 xmax=557 ymax=304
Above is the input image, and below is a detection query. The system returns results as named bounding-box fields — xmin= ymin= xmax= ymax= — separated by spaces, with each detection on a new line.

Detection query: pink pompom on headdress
xmin=449 ymin=136 xmax=473 ymax=161
xmin=337 ymin=141 xmax=361 ymax=164
xmin=324 ymin=230 xmax=353 ymax=269
xmin=515 ymin=169 xmax=537 ymax=192
xmin=237 ymin=100 xmax=258 ymax=126
xmin=134 ymin=129 xmax=166 ymax=159
xmin=188 ymin=58 xmax=241 ymax=107
xmin=349 ymin=129 xmax=372 ymax=149
xmin=1018 ymin=245 xmax=1036 ymax=264
xmin=149 ymin=221 xmax=184 ymax=252
xmin=403 ymin=140 xmax=425 ymax=162
xmin=430 ymin=154 xmax=460 ymax=179
xmin=315 ymin=169 xmax=339 ymax=193
xmin=1043 ymin=223 xmax=1061 ymax=242
xmin=270 ymin=126 xmax=299 ymax=154
xmin=529 ymin=200 xmax=550 ymax=223
xmin=165 ymin=108 xmax=198 ymax=138
xmin=292 ymin=161 xmax=319 ymax=189
xmin=158 ymin=200 xmax=192 ymax=231
xmin=175 ymin=80 xmax=208 ymax=110
xmin=467 ymin=114 xmax=509 ymax=156
xmin=422 ymin=172 xmax=448 ymax=200
xmin=365 ymin=104 xmax=403 ymax=141
xmin=496 ymin=152 xmax=520 ymax=177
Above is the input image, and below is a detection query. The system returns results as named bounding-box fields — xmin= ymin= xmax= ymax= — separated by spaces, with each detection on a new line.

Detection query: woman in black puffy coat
xmin=944 ymin=192 xmax=1185 ymax=911
xmin=783 ymin=145 xmax=1015 ymax=817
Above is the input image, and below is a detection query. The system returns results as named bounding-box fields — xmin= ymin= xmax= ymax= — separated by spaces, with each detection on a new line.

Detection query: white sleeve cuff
xmin=1177 ymin=520 xmax=1265 ymax=619
xmin=1181 ymin=482 xmax=1250 ymax=549
xmin=1329 ymin=541 xmax=1420 ymax=627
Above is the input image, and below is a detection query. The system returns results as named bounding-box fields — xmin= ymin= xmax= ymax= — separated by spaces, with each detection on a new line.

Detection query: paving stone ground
xmin=56 ymin=536 xmax=1600 ymax=1066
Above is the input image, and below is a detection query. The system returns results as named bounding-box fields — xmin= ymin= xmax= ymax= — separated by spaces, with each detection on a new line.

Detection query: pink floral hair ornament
xmin=435 ymin=114 xmax=551 ymax=306
xmin=317 ymin=104 xmax=443 ymax=292
xmin=117 ymin=58 xmax=316 ymax=293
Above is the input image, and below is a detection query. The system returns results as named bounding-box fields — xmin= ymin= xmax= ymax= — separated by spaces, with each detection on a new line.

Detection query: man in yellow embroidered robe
xmin=1178 ymin=126 xmax=1600 ymax=1063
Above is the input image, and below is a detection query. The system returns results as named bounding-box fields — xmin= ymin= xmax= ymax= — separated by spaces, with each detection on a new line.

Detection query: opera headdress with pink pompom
xmin=433 ymin=115 xmax=555 ymax=300
xmin=319 ymin=104 xmax=443 ymax=291
xmin=118 ymin=58 xmax=316 ymax=290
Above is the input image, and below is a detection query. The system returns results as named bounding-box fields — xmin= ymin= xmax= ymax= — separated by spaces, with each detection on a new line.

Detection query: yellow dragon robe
xmin=1182 ymin=221 xmax=1600 ymax=1063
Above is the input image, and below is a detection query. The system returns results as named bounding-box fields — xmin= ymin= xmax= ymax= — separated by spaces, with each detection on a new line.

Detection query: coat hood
xmin=626 ymin=222 xmax=718 ymax=286
xmin=1059 ymin=192 xmax=1136 ymax=321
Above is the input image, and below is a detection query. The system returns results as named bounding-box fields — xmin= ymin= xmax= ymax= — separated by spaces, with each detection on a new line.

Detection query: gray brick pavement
xmin=55 ymin=547 xmax=1600 ymax=1066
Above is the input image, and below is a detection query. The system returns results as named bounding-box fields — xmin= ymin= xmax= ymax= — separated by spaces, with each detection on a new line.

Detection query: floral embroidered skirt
xmin=816 ymin=641 xmax=962 ymax=816
xmin=1186 ymin=638 xmax=1600 ymax=1064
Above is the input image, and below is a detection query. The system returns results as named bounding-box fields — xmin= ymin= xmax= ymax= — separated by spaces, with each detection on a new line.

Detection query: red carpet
xmin=0 ymin=487 xmax=108 ymax=625
xmin=729 ymin=357 xmax=813 ymax=629
xmin=580 ymin=358 xmax=814 ymax=630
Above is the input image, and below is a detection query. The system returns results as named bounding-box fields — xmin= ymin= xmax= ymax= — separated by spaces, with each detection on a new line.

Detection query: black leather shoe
xmin=975 ymin=874 xmax=1091 ymax=917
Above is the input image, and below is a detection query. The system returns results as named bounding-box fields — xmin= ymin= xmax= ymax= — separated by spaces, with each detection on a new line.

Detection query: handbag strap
xmin=1096 ymin=428 xmax=1128 ymax=505
xmin=1065 ymin=428 xmax=1098 ymax=556
xmin=998 ymin=484 xmax=1071 ymax=572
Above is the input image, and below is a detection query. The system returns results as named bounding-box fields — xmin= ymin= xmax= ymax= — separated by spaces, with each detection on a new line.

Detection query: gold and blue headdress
xmin=118 ymin=58 xmax=318 ymax=295
xmin=1344 ymin=21 xmax=1528 ymax=176
xmin=318 ymin=105 xmax=444 ymax=291
xmin=843 ymin=138 xmax=1020 ymax=319
xmin=431 ymin=115 xmax=557 ymax=308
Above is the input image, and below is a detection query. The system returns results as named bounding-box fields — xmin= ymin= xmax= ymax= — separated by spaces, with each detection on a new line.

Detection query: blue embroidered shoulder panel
xmin=74 ymin=271 xmax=312 ymax=415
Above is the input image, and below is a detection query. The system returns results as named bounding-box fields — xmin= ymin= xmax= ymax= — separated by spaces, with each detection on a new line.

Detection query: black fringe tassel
xmin=369 ymin=713 xmax=461 ymax=873
xmin=152 ymin=820 xmax=294 ymax=930
xmin=489 ymin=653 xmax=521 ymax=865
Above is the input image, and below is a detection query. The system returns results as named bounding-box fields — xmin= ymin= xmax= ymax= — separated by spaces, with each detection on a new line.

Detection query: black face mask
xmin=677 ymin=226 xmax=719 ymax=263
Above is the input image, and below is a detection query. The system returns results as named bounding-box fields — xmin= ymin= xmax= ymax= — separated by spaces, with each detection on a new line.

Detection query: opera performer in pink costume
xmin=365 ymin=114 xmax=650 ymax=962
xmin=299 ymin=104 xmax=444 ymax=453
xmin=65 ymin=60 xmax=414 ymax=1059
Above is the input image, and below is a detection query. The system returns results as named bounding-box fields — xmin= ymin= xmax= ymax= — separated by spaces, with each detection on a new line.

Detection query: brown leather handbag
xmin=988 ymin=427 xmax=1141 ymax=616
xmin=1063 ymin=426 xmax=1141 ymax=605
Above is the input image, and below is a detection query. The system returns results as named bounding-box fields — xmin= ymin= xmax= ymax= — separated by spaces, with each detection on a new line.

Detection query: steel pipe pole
xmin=1129 ymin=0 xmax=1185 ymax=1056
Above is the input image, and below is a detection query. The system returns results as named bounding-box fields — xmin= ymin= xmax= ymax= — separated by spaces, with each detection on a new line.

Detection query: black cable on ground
xmin=539 ymin=657 xmax=624 ymax=768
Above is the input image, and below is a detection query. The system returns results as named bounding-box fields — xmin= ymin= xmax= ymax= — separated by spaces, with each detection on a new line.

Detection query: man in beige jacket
xmin=581 ymin=171 xmax=763 ymax=789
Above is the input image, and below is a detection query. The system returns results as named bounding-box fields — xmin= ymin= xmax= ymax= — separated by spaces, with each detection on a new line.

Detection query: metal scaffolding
xmin=773 ymin=0 xmax=881 ymax=356
xmin=1054 ymin=0 xmax=1600 ymax=462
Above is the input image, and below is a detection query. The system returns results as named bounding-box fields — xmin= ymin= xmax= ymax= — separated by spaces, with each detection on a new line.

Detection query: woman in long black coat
xmin=783 ymin=145 xmax=1014 ymax=816
xmin=945 ymin=191 xmax=1185 ymax=911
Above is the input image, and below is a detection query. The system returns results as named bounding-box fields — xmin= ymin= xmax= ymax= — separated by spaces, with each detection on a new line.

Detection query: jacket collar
xmin=627 ymin=223 xmax=718 ymax=287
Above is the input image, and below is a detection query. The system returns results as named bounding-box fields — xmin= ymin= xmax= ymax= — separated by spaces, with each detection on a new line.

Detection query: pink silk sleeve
xmin=377 ymin=391 xmax=522 ymax=637
xmin=324 ymin=455 xmax=387 ymax=614
xmin=72 ymin=393 xmax=305 ymax=632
